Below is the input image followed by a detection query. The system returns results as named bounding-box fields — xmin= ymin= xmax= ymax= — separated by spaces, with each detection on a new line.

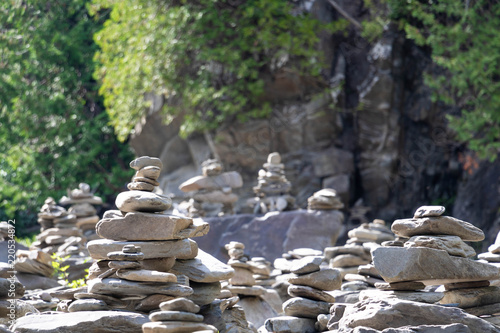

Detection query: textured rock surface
xmin=265 ymin=316 xmax=316 ymax=333
xmin=87 ymin=239 xmax=193 ymax=260
xmin=404 ymin=235 xmax=476 ymax=257
xmin=334 ymin=299 xmax=498 ymax=333
xmin=11 ymin=311 xmax=149 ymax=333
xmin=96 ymin=212 xmax=193 ymax=241
xmin=391 ymin=216 xmax=484 ymax=241
xmin=170 ymin=249 xmax=234 ymax=283
xmin=372 ymin=247 xmax=499 ymax=284
xmin=196 ymin=210 xmax=343 ymax=262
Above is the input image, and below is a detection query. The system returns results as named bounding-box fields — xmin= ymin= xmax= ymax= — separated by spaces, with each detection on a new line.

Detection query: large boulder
xmin=195 ymin=209 xmax=344 ymax=262
xmin=331 ymin=299 xmax=498 ymax=333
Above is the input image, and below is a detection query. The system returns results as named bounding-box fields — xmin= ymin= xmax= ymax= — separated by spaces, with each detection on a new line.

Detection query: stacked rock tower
xmin=324 ymin=219 xmax=394 ymax=282
xmin=251 ymin=152 xmax=295 ymax=213
xmin=265 ymin=255 xmax=342 ymax=333
xmin=373 ymin=205 xmax=499 ymax=293
xmin=179 ymin=159 xmax=243 ymax=217
xmin=307 ymin=188 xmax=344 ymax=210
xmin=59 ymin=183 xmax=103 ymax=242
xmin=80 ymin=156 xmax=233 ymax=330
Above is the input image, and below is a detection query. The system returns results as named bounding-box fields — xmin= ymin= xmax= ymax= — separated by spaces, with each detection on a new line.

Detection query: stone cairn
xmin=31 ymin=197 xmax=82 ymax=254
xmin=250 ymin=152 xmax=295 ymax=214
xmin=324 ymin=219 xmax=394 ymax=292
xmin=60 ymin=156 xmax=235 ymax=333
xmin=370 ymin=205 xmax=500 ymax=325
xmin=265 ymin=254 xmax=342 ymax=333
xmin=59 ymin=183 xmax=103 ymax=243
xmin=14 ymin=198 xmax=69 ymax=281
xmin=222 ymin=241 xmax=279 ymax=329
xmin=307 ymin=188 xmax=344 ymax=210
xmin=179 ymin=159 xmax=243 ymax=217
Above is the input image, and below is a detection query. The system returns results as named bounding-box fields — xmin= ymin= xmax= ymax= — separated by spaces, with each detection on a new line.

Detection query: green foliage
xmin=15 ymin=234 xmax=37 ymax=248
xmin=0 ymin=0 xmax=135 ymax=229
xmin=51 ymin=253 xmax=71 ymax=280
xmin=51 ymin=253 xmax=89 ymax=287
xmin=361 ymin=0 xmax=390 ymax=42
xmin=389 ymin=0 xmax=500 ymax=161
xmin=90 ymin=0 xmax=348 ymax=140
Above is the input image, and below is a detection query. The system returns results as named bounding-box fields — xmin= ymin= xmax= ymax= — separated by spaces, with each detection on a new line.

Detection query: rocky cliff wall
xmin=129 ymin=0 xmax=500 ymax=248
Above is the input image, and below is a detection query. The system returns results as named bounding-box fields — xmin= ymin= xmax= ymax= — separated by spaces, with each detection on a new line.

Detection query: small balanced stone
xmin=130 ymin=156 xmax=163 ymax=170
xmin=413 ymin=205 xmax=446 ymax=218
xmin=108 ymin=260 xmax=142 ymax=270
xmin=107 ymin=250 xmax=145 ymax=261
xmin=160 ymin=297 xmax=200 ymax=313
xmin=149 ymin=311 xmax=204 ymax=322
xmin=123 ymin=245 xmax=141 ymax=253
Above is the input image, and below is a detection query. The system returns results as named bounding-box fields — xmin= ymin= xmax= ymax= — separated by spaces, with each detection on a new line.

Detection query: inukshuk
xmin=59 ymin=183 xmax=103 ymax=242
xmin=179 ymin=159 xmax=243 ymax=217
xmin=251 ymin=152 xmax=295 ymax=213
xmin=372 ymin=205 xmax=500 ymax=324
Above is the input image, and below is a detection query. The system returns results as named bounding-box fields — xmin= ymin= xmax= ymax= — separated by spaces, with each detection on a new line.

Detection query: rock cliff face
xmin=129 ymin=0 xmax=500 ymax=246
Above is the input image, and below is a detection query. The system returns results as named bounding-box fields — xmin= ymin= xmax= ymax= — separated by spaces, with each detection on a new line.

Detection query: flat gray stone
xmin=115 ymin=191 xmax=171 ymax=213
xmin=404 ymin=235 xmax=476 ymax=257
xmin=96 ymin=212 xmax=192 ymax=241
xmin=287 ymin=268 xmax=342 ymax=291
xmin=265 ymin=316 xmax=316 ymax=333
xmin=68 ymin=299 xmax=108 ymax=312
xmin=11 ymin=311 xmax=148 ymax=333
xmin=324 ymin=245 xmax=370 ymax=261
xmin=160 ymin=297 xmax=200 ymax=313
xmin=440 ymin=286 xmax=500 ymax=308
xmin=375 ymin=281 xmax=426 ymax=291
xmin=127 ymin=181 xmax=155 ymax=191
xmin=116 ymin=269 xmax=177 ymax=283
xmin=282 ymin=297 xmax=330 ymax=319
xmin=108 ymin=260 xmax=142 ymax=270
xmin=142 ymin=322 xmax=217 ymax=333
xmin=334 ymin=298 xmax=498 ymax=333
xmin=135 ymin=166 xmax=161 ymax=180
xmin=391 ymin=216 xmax=484 ymax=241
xmin=130 ymin=156 xmax=162 ymax=170
xmin=330 ymin=254 xmax=371 ymax=268
xmin=413 ymin=205 xmax=446 ymax=218
xmin=87 ymin=239 xmax=193 ymax=260
xmin=149 ymin=310 xmax=203 ymax=322
xmin=372 ymin=247 xmax=499 ymax=285
xmin=227 ymin=285 xmax=265 ymax=296
xmin=290 ymin=256 xmax=323 ymax=274
xmin=288 ymin=284 xmax=335 ymax=302
xmin=360 ymin=289 xmax=444 ymax=304
xmin=170 ymin=249 xmax=234 ymax=283
xmin=87 ymin=278 xmax=193 ymax=297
